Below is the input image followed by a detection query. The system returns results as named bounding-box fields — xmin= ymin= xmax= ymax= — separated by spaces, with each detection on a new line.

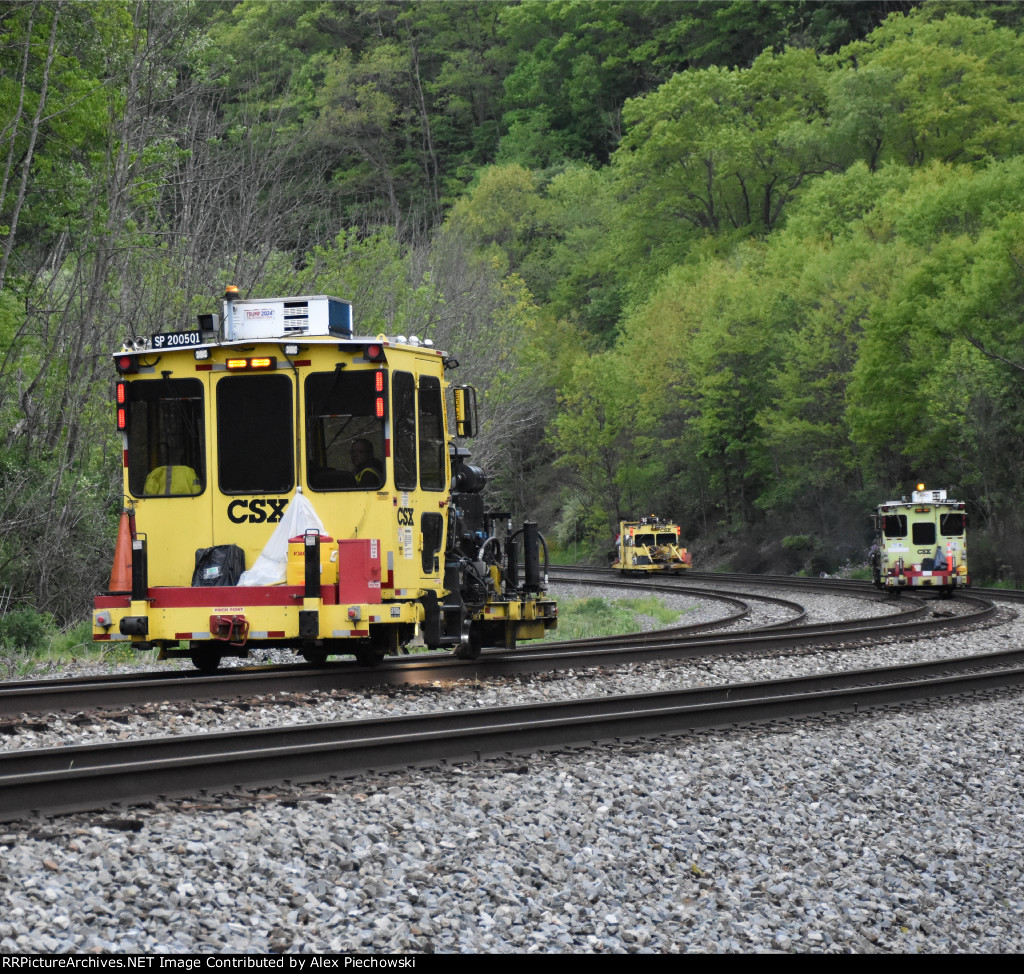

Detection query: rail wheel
xmin=454 ymin=620 xmax=482 ymax=660
xmin=190 ymin=650 xmax=222 ymax=673
xmin=354 ymin=625 xmax=394 ymax=667
xmin=301 ymin=650 xmax=328 ymax=665
xmin=354 ymin=643 xmax=386 ymax=667
xmin=395 ymin=624 xmax=415 ymax=654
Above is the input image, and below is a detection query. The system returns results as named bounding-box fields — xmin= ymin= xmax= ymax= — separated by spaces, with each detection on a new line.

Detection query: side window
xmin=217 ymin=374 xmax=294 ymax=493
xmin=912 ymin=522 xmax=936 ymax=546
xmin=126 ymin=378 xmax=206 ymax=497
xmin=305 ymin=370 xmax=387 ymax=491
xmin=393 ymin=371 xmax=416 ymax=490
xmin=421 ymin=513 xmax=444 ymax=573
xmin=883 ymin=515 xmax=907 ymax=538
xmin=418 ymin=375 xmax=446 ymax=491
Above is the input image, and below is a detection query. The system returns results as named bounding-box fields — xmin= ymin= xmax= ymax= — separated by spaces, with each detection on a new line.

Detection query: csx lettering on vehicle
xmin=227 ymin=498 xmax=289 ymax=523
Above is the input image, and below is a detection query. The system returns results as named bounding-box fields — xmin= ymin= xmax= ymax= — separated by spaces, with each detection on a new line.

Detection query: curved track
xmin=0 ymin=571 xmax=1018 ymax=821
xmin=0 ymin=572 xmax=991 ymax=716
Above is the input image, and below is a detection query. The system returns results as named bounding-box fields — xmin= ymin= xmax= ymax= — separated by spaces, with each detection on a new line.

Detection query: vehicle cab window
xmin=217 ymin=374 xmax=294 ymax=493
xmin=940 ymin=513 xmax=965 ymax=536
xmin=883 ymin=515 xmax=907 ymax=537
xmin=125 ymin=378 xmax=206 ymax=497
xmin=912 ymin=522 xmax=936 ymax=546
xmin=418 ymin=375 xmax=446 ymax=491
xmin=305 ymin=370 xmax=387 ymax=491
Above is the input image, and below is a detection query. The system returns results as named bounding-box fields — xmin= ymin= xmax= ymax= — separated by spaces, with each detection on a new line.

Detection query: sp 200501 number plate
xmin=152 ymin=331 xmax=203 ymax=348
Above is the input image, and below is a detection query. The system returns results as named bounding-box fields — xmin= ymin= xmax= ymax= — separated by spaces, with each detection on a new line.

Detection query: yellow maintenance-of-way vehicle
xmin=611 ymin=516 xmax=692 ymax=574
xmin=94 ymin=290 xmax=556 ymax=670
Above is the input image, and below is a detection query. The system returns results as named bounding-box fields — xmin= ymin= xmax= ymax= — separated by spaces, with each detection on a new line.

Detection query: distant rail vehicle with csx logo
xmin=869 ymin=485 xmax=969 ymax=596
xmin=94 ymin=290 xmax=557 ymax=670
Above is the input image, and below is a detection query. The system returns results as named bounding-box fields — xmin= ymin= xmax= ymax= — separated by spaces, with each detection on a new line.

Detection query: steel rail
xmin=0 ymin=581 xmax=999 ymax=716
xmin=0 ymin=582 xmax=757 ymax=715
xmin=3 ymin=647 xmax=1024 ymax=822
xmin=455 ymin=593 xmax=996 ymax=674
xmin=547 ymin=574 xmax=809 ymax=635
xmin=678 ymin=569 xmax=1013 ymax=602
xmin=0 ymin=583 xmax=816 ymax=716
xmin=565 ymin=565 xmax=1022 ymax=603
xmin=544 ymin=570 xmax=928 ymax=641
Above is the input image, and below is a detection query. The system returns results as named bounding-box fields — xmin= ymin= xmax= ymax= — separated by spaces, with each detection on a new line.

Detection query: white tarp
xmin=238 ymin=490 xmax=326 ymax=586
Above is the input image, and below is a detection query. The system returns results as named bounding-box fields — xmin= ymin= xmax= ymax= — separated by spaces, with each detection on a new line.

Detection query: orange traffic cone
xmin=107 ymin=509 xmax=133 ymax=593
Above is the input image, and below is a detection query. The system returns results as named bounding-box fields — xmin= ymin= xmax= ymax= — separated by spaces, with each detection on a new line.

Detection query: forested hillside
xmin=2 ymin=0 xmax=1023 ymax=624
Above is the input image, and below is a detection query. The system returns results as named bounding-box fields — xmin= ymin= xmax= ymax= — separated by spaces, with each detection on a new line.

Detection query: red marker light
xmin=116 ymin=382 xmax=128 ymax=430
xmin=375 ymin=396 xmax=385 ymax=418
xmin=375 ymin=370 xmax=384 ymax=392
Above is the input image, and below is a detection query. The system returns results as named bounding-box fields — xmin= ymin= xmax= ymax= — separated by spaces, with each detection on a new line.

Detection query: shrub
xmin=0 ymin=608 xmax=55 ymax=653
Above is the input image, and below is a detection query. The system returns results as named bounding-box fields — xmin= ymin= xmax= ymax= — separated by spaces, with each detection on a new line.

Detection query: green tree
xmin=0 ymin=0 xmax=129 ymax=287
xmin=670 ymin=0 xmax=918 ymax=69
xmin=827 ymin=10 xmax=1024 ymax=170
xmin=494 ymin=1 xmax=909 ymax=167
xmin=550 ymin=350 xmax=661 ymax=535
xmin=612 ymin=47 xmax=833 ymax=291
xmin=443 ymin=163 xmax=552 ymax=272
xmin=496 ymin=0 xmax=699 ymax=166
xmin=0 ymin=1 xmax=208 ymax=622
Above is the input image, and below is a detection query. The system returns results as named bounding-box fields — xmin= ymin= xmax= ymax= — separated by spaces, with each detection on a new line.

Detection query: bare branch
xmin=964 ymin=335 xmax=1024 ymax=374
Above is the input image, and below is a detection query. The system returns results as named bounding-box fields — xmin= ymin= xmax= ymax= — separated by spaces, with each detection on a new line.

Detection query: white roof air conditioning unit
xmin=222 ymin=295 xmax=353 ymax=341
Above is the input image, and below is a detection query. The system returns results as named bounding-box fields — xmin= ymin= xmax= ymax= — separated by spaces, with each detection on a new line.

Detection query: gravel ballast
xmin=1 ymin=585 xmax=1022 ymax=953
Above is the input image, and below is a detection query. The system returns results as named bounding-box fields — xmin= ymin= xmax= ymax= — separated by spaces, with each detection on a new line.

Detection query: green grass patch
xmin=978 ymin=577 xmax=1021 ymax=589
xmin=549 ymin=595 xmax=689 ymax=640
xmin=618 ymin=595 xmax=686 ymax=626
xmin=0 ymin=616 xmax=135 ymax=679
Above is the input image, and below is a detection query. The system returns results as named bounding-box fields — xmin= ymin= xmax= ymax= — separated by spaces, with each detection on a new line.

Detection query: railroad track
xmin=3 ymin=644 xmax=1024 ymax=822
xmin=0 ymin=571 xmax=1016 ymax=821
xmin=2 ymin=577 xmax=773 ymax=715
xmin=0 ymin=574 xmax=980 ymax=716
